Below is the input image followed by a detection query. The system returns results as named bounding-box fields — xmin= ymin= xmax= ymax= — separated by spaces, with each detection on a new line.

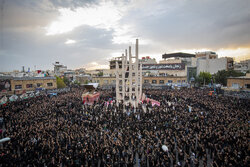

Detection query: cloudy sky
xmin=0 ymin=0 xmax=250 ymax=72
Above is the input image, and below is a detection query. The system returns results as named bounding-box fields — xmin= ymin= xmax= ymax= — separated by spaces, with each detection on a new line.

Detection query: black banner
xmin=142 ymin=63 xmax=185 ymax=70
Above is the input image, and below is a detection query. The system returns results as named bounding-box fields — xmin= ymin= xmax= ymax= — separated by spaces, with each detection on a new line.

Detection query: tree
xmin=214 ymin=70 xmax=245 ymax=86
xmin=197 ymin=72 xmax=212 ymax=86
xmin=97 ymin=71 xmax=103 ymax=76
xmin=73 ymin=80 xmax=80 ymax=86
xmin=63 ymin=77 xmax=70 ymax=86
xmin=56 ymin=76 xmax=66 ymax=88
xmin=84 ymin=80 xmax=89 ymax=84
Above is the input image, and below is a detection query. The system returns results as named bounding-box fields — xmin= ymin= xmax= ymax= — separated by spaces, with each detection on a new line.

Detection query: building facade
xmin=93 ymin=76 xmax=187 ymax=87
xmin=234 ymin=59 xmax=250 ymax=73
xmin=0 ymin=76 xmax=57 ymax=95
xmin=196 ymin=52 xmax=234 ymax=75
xmin=143 ymin=76 xmax=187 ymax=85
xmin=54 ymin=62 xmax=67 ymax=76
xmin=92 ymin=76 xmax=116 ymax=86
xmin=227 ymin=73 xmax=250 ymax=90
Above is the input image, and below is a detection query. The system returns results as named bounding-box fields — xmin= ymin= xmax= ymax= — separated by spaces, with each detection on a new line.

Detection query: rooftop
xmin=0 ymin=76 xmax=56 ymax=80
xmin=162 ymin=52 xmax=195 ymax=59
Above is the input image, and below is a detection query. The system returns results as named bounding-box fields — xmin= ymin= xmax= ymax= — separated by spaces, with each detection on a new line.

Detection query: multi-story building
xmin=0 ymin=76 xmax=57 ymax=95
xmin=92 ymin=76 xmax=187 ymax=87
xmin=64 ymin=70 xmax=75 ymax=81
xmin=227 ymin=73 xmax=250 ymax=90
xmin=75 ymin=75 xmax=92 ymax=85
xmin=143 ymin=76 xmax=187 ymax=85
xmin=53 ymin=62 xmax=67 ymax=76
xmin=196 ymin=52 xmax=234 ymax=75
xmin=234 ymin=59 xmax=250 ymax=73
xmin=139 ymin=56 xmax=157 ymax=64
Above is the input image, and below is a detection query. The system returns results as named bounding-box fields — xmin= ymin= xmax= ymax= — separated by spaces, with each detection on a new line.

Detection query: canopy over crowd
xmin=0 ymin=87 xmax=249 ymax=167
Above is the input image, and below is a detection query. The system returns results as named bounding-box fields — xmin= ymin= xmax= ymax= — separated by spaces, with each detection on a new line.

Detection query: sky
xmin=0 ymin=0 xmax=250 ymax=72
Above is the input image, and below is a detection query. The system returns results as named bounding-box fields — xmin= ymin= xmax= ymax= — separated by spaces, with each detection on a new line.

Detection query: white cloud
xmin=45 ymin=1 xmax=123 ymax=36
xmin=86 ymin=61 xmax=109 ymax=70
xmin=65 ymin=39 xmax=76 ymax=44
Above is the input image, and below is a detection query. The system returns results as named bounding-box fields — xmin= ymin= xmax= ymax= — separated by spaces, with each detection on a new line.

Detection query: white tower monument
xmin=115 ymin=39 xmax=142 ymax=107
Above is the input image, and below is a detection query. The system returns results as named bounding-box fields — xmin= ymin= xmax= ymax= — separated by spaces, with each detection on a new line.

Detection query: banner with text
xmin=142 ymin=63 xmax=185 ymax=70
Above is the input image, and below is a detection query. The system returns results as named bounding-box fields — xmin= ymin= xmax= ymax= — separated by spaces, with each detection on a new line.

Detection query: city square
xmin=0 ymin=0 xmax=250 ymax=167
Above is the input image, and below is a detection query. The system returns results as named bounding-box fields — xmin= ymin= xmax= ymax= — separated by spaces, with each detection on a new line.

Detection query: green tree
xmin=73 ymin=80 xmax=80 ymax=86
xmin=97 ymin=71 xmax=103 ymax=76
xmin=56 ymin=76 xmax=66 ymax=88
xmin=214 ymin=70 xmax=245 ymax=86
xmin=63 ymin=77 xmax=70 ymax=86
xmin=197 ymin=72 xmax=212 ymax=86
xmin=84 ymin=80 xmax=89 ymax=84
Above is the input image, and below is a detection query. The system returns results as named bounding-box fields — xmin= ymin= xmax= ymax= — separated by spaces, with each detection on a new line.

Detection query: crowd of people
xmin=0 ymin=87 xmax=249 ymax=167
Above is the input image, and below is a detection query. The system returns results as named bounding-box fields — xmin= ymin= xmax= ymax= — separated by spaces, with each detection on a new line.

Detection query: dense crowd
xmin=0 ymin=87 xmax=249 ymax=167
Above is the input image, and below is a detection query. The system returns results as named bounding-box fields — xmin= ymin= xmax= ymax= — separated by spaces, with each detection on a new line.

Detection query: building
xmin=162 ymin=52 xmax=195 ymax=59
xmin=143 ymin=76 xmax=187 ymax=85
xmin=93 ymin=76 xmax=187 ymax=87
xmin=161 ymin=52 xmax=197 ymax=81
xmin=227 ymin=73 xmax=250 ymax=90
xmin=196 ymin=52 xmax=234 ymax=75
xmin=142 ymin=63 xmax=186 ymax=76
xmin=139 ymin=56 xmax=157 ymax=64
xmin=85 ymin=69 xmax=105 ymax=77
xmin=196 ymin=51 xmax=218 ymax=59
xmin=234 ymin=59 xmax=250 ymax=73
xmin=110 ymin=58 xmax=122 ymax=70
xmin=53 ymin=62 xmax=67 ymax=76
xmin=75 ymin=68 xmax=86 ymax=75
xmin=64 ymin=70 xmax=76 ymax=81
xmin=75 ymin=75 xmax=92 ymax=85
xmin=0 ymin=76 xmax=57 ymax=95
xmin=92 ymin=76 xmax=116 ymax=87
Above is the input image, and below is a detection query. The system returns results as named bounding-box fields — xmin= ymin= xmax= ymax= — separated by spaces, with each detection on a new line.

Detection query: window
xmin=232 ymin=83 xmax=239 ymax=89
xmin=152 ymin=80 xmax=157 ymax=84
xmin=37 ymin=83 xmax=42 ymax=87
xmin=26 ymin=84 xmax=33 ymax=88
xmin=104 ymin=80 xmax=109 ymax=84
xmin=245 ymin=84 xmax=250 ymax=89
xmin=47 ymin=83 xmax=53 ymax=87
xmin=144 ymin=80 xmax=149 ymax=83
xmin=168 ymin=80 xmax=173 ymax=83
xmin=159 ymin=80 xmax=164 ymax=84
xmin=97 ymin=80 xmax=100 ymax=83
xmin=15 ymin=85 xmax=22 ymax=90
xmin=182 ymin=80 xmax=186 ymax=83
xmin=112 ymin=80 xmax=116 ymax=84
xmin=178 ymin=80 xmax=181 ymax=83
xmin=159 ymin=73 xmax=165 ymax=76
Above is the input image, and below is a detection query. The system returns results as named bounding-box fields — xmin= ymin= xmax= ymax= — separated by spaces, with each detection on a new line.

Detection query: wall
xmin=197 ymin=58 xmax=227 ymax=75
xmin=143 ymin=76 xmax=187 ymax=85
xmin=159 ymin=59 xmax=181 ymax=64
xmin=93 ymin=76 xmax=187 ymax=86
xmin=92 ymin=76 xmax=116 ymax=86
xmin=11 ymin=78 xmax=57 ymax=94
xmin=227 ymin=77 xmax=250 ymax=90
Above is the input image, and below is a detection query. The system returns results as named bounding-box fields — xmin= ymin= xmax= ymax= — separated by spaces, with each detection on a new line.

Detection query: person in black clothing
xmin=0 ymin=87 xmax=249 ymax=167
